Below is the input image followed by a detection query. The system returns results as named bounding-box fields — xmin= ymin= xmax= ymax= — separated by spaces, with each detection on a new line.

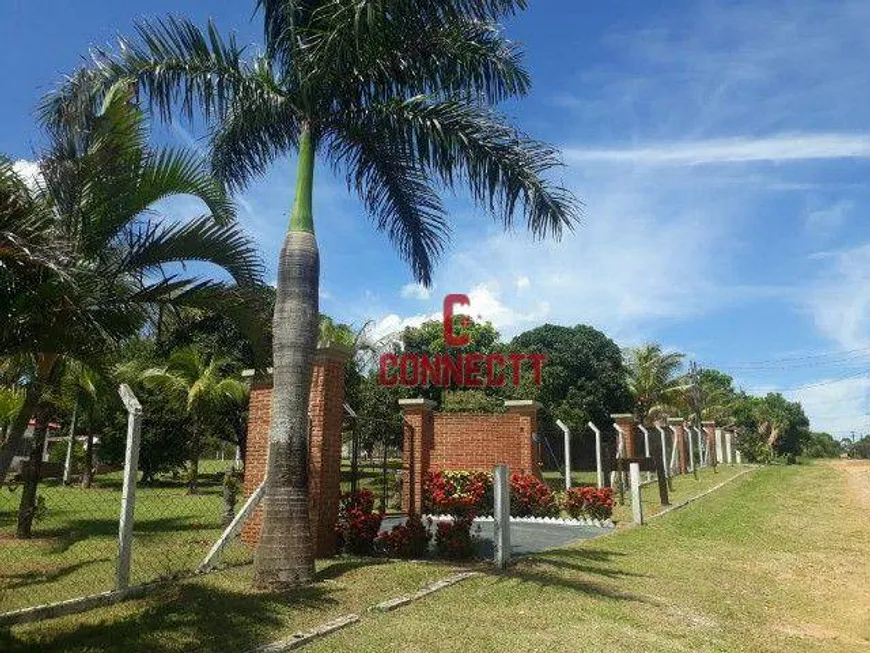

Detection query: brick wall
xmin=401 ymin=399 xmax=541 ymax=514
xmin=240 ymin=344 xmax=351 ymax=556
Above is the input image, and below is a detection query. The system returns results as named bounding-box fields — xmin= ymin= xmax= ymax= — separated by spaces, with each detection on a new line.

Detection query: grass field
xmin=0 ymin=460 xmax=253 ymax=614
xmin=0 ymin=462 xmax=870 ymax=653
xmin=3 ymin=461 xmax=868 ymax=652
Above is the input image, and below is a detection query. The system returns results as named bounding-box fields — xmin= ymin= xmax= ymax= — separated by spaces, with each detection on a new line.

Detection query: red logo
xmin=378 ymin=294 xmax=545 ymax=388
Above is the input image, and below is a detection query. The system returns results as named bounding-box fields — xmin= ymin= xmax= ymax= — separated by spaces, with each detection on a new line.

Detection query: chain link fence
xmin=0 ymin=425 xmax=250 ymax=616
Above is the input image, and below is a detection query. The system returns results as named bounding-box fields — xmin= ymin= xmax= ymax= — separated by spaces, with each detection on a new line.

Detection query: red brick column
xmin=240 ymin=343 xmax=352 ymax=556
xmin=702 ymin=421 xmax=717 ymax=467
xmin=399 ymin=398 xmax=435 ymax=515
xmin=669 ymin=417 xmax=688 ymax=474
xmin=504 ymin=400 xmax=542 ymax=478
xmin=611 ymin=413 xmax=636 ymax=458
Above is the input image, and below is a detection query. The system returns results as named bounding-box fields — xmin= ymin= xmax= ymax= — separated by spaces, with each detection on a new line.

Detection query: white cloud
xmin=368 ymin=311 xmax=439 ymax=343
xmin=806 ymin=243 xmax=870 ymax=349
xmin=564 ymin=134 xmax=870 ymax=167
xmin=788 ymin=376 xmax=870 ymax=437
xmin=12 ymin=159 xmax=40 ymax=187
xmin=805 ymin=200 xmax=853 ymax=232
xmin=400 ymin=282 xmax=432 ymax=300
xmin=515 ymin=276 xmax=531 ymax=292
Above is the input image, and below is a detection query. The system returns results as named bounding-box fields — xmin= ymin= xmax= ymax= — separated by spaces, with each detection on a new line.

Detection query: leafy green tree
xmin=43 ymin=1 xmax=580 ymax=588
xmin=510 ymin=324 xmax=632 ymax=432
xmin=141 ymin=346 xmax=248 ymax=493
xmin=624 ymin=344 xmax=687 ymax=425
xmin=401 ymin=316 xmax=502 ymax=405
xmin=0 ymin=91 xmax=263 ymax=484
xmin=800 ymin=431 xmax=841 ymax=458
xmin=731 ymin=392 xmax=810 ymax=462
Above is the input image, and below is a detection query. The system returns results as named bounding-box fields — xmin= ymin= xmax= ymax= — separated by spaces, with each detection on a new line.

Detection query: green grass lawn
xmin=4 ymin=461 xmax=868 ymax=652
xmin=0 ymin=460 xmax=249 ymax=614
xmin=305 ymin=461 xmax=870 ymax=653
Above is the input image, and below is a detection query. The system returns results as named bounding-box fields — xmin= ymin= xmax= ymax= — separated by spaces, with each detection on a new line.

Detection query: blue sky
xmin=4 ymin=1 xmax=870 ymax=437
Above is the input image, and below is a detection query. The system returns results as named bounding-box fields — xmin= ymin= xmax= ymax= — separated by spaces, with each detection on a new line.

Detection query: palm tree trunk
xmin=0 ymin=353 xmax=57 ymax=485
xmin=254 ymin=125 xmax=320 ymax=589
xmin=17 ymin=406 xmax=50 ymax=538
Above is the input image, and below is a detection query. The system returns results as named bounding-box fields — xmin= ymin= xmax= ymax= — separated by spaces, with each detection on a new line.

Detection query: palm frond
xmin=329 ymin=128 xmax=448 ymax=285
xmin=210 ymin=76 xmax=299 ymax=192
xmin=39 ymin=16 xmax=250 ymax=131
xmin=337 ymin=97 xmax=580 ymax=242
xmin=120 ymin=216 xmax=264 ymax=287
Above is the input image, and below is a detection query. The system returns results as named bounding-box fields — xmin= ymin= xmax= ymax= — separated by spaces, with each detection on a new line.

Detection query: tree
xmin=48 ymin=0 xmax=580 ymax=588
xmin=800 ymin=431 xmax=841 ymax=459
xmin=0 ymin=90 xmax=264 ymax=484
xmin=624 ymin=344 xmax=687 ymax=425
xmin=510 ymin=324 xmax=632 ymax=432
xmin=141 ymin=346 xmax=247 ymax=493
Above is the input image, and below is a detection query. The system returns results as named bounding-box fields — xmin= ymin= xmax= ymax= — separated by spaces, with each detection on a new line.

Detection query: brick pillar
xmin=239 ymin=343 xmax=352 ymax=556
xmin=504 ymin=400 xmax=542 ymax=477
xmin=400 ymin=398 xmax=436 ymax=515
xmin=702 ymin=421 xmax=717 ymax=467
xmin=309 ymin=345 xmax=353 ymax=556
xmin=611 ymin=413 xmax=636 ymax=458
xmin=669 ymin=417 xmax=688 ymax=474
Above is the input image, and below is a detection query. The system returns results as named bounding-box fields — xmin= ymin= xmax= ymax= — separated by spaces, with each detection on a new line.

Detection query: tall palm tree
xmin=0 ymin=89 xmax=264 ymax=484
xmin=625 ymin=344 xmax=688 ymax=425
xmin=43 ymin=0 xmax=580 ymax=588
xmin=141 ymin=346 xmax=248 ymax=494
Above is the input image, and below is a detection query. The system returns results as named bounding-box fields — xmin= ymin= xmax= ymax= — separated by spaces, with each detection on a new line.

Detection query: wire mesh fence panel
xmin=127 ymin=459 xmax=253 ymax=587
xmin=0 ymin=450 xmax=122 ymax=614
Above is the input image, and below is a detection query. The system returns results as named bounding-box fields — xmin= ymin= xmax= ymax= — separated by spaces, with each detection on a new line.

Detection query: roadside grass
xmin=5 ymin=461 xmax=868 ymax=652
xmin=304 ymin=461 xmax=870 ymax=653
xmin=0 ymin=461 xmax=246 ymax=613
xmin=0 ymin=457 xmax=402 ymax=614
xmin=2 ymin=557 xmax=456 ymax=653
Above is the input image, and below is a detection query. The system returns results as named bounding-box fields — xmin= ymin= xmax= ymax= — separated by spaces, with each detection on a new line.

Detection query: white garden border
xmin=422 ymin=513 xmax=615 ymax=529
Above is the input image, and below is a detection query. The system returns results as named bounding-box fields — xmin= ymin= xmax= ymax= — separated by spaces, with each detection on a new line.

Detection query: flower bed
xmin=561 ymin=486 xmax=614 ymax=520
xmin=423 ymin=470 xmax=493 ymax=517
xmin=376 ymin=514 xmax=432 ymax=558
xmin=509 ymin=472 xmax=559 ymax=517
xmin=335 ymin=489 xmax=383 ymax=555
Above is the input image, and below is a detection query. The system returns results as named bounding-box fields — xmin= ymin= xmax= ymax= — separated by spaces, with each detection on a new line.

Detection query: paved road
xmin=380 ymin=516 xmax=610 ymax=558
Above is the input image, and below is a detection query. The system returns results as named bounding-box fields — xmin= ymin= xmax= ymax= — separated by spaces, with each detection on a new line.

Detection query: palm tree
xmin=141 ymin=346 xmax=248 ymax=494
xmin=0 ymin=89 xmax=264 ymax=484
xmin=44 ymin=0 xmax=580 ymax=588
xmin=625 ymin=344 xmax=687 ymax=425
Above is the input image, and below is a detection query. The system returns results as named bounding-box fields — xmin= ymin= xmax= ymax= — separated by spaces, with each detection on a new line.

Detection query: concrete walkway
xmin=380 ymin=516 xmax=610 ymax=558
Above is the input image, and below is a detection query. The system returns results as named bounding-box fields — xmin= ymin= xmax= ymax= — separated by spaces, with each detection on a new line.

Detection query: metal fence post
xmin=556 ymin=420 xmax=571 ymax=491
xmin=638 ymin=425 xmax=651 ymax=483
xmin=588 ymin=422 xmax=604 ymax=488
xmin=116 ymin=384 xmax=142 ymax=590
xmin=629 ymin=462 xmax=643 ymax=525
xmin=493 ymin=464 xmax=511 ymax=570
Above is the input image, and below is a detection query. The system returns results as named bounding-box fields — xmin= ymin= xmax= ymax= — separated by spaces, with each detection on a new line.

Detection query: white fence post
xmin=685 ymin=426 xmax=695 ymax=472
xmin=116 ymin=384 xmax=142 ymax=590
xmin=670 ymin=428 xmax=679 ymax=475
xmin=62 ymin=403 xmax=77 ymax=484
xmin=493 ymin=464 xmax=511 ymax=570
xmin=698 ymin=427 xmax=706 ymax=467
xmin=611 ymin=423 xmax=626 ymax=490
xmin=725 ymin=431 xmax=733 ymax=464
xmin=556 ymin=419 xmax=571 ymax=491
xmin=638 ymin=425 xmax=651 ymax=483
xmin=629 ymin=462 xmax=643 ymax=525
xmin=656 ymin=425 xmax=669 ymax=480
xmin=588 ymin=422 xmax=604 ymax=489
xmin=715 ymin=428 xmax=724 ymax=464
